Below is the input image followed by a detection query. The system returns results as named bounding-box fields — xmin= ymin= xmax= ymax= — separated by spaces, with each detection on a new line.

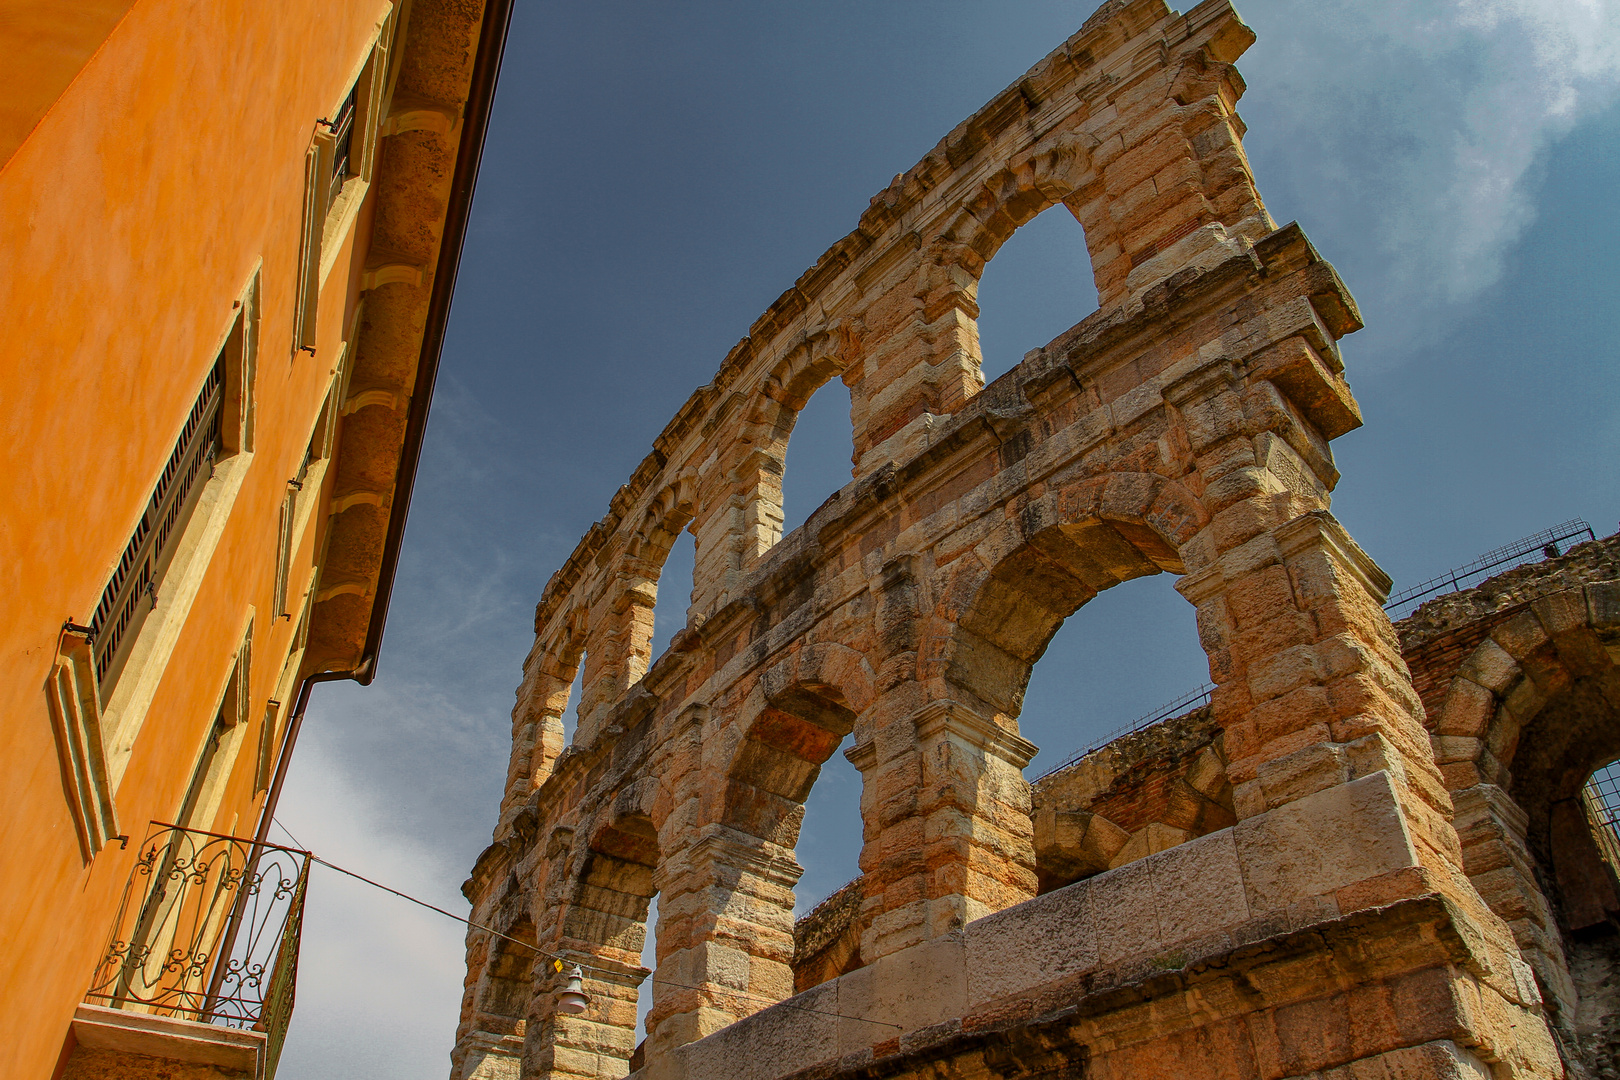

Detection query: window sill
xmin=317 ymin=177 xmax=369 ymax=289
xmin=101 ymin=451 xmax=252 ymax=794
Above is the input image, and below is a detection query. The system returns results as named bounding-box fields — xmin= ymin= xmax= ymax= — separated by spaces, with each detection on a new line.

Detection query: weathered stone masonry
xmin=453 ymin=2 xmax=1574 ymax=1078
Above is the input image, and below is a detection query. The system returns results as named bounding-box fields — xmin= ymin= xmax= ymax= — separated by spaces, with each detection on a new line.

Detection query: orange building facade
xmin=0 ymin=3 xmax=511 ymax=1077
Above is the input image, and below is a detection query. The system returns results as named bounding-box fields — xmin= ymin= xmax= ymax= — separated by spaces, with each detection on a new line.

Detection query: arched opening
xmin=1431 ymin=591 xmax=1620 ymax=1074
xmin=1504 ymin=675 xmax=1620 ymax=1073
xmin=716 ymin=684 xmax=863 ymax=999
xmin=943 ymin=511 xmax=1236 ymax=896
xmin=946 ymin=516 xmax=1186 ymax=722
xmin=722 ymin=686 xmax=857 ymax=849
xmin=559 ymin=655 xmax=585 ymax=744
xmin=649 ymin=528 xmax=695 ymax=661
xmin=454 ymin=917 xmax=536 ymax=1080
xmin=557 ymin=813 xmax=660 ymax=1074
xmin=633 ymin=893 xmax=658 ymax=1059
xmin=1019 ymin=574 xmax=1211 ymax=773
xmin=789 ymin=742 xmax=864 ymax=994
xmin=1020 ymin=574 xmax=1226 ymax=894
xmin=479 ymin=918 xmax=537 ymax=1039
xmin=779 ymin=381 xmax=854 ymax=538
xmin=792 ymin=745 xmax=862 ymax=916
xmin=972 ymin=205 xmax=1099 ymax=386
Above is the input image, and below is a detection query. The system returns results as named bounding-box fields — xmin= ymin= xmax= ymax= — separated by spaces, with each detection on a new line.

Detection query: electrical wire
xmin=273 ymin=818 xmax=306 ymax=851
xmin=300 ymin=848 xmax=900 ymax=1029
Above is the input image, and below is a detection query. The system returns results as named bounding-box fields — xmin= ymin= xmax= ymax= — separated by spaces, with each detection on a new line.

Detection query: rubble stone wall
xmin=1393 ymin=536 xmax=1620 ymax=1078
xmin=451 ymin=3 xmax=1568 ymax=1078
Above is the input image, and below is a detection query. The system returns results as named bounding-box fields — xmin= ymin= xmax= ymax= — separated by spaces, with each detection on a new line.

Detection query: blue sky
xmin=274 ymin=3 xmax=1620 ymax=1076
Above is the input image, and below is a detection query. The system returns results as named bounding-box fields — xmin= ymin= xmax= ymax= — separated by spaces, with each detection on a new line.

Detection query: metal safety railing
xmin=85 ymin=824 xmax=309 ymax=1078
xmin=1585 ymin=762 xmax=1620 ymax=876
xmin=1382 ymin=519 xmax=1597 ymax=618
xmin=1033 ymin=683 xmax=1215 ymax=782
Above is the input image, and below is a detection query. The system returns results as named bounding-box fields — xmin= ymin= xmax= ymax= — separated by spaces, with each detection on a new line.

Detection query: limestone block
xmin=1488 ymin=610 xmax=1549 ymax=663
xmin=1107 ymin=821 xmax=1191 ymax=868
xmin=1233 ymin=772 xmax=1420 ymax=914
xmin=1187 ymin=745 xmax=1228 ymax=798
xmin=1339 ymin=1039 xmax=1491 ymax=1080
xmin=1090 ymin=855 xmax=1163 ymax=967
xmin=1529 ymin=588 xmax=1586 ymax=637
xmin=834 ymin=932 xmax=965 ymax=1053
xmin=1435 ymin=678 xmax=1495 ymax=738
xmin=1150 ymin=828 xmax=1250 ymax=948
xmin=964 ymin=878 xmax=1098 ymax=1006
xmin=1586 ymin=579 xmax=1620 ymax=628
xmin=1256 ymin=742 xmax=1350 ymax=807
xmin=678 ymin=981 xmax=837 ymax=1080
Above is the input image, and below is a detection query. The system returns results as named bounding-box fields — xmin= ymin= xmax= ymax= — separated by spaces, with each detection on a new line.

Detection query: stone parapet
xmin=641 ymin=771 xmax=1554 ymax=1080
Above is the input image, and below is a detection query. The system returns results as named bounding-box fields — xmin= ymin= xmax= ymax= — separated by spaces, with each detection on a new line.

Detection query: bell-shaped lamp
xmin=557 ymin=964 xmax=590 ymax=1015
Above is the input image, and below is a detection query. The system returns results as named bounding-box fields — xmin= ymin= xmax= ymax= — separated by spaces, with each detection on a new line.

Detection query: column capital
xmin=1274 ymin=509 xmax=1391 ymax=603
xmin=912 ymin=699 xmax=1037 ymax=769
xmin=683 ymin=827 xmax=804 ymax=890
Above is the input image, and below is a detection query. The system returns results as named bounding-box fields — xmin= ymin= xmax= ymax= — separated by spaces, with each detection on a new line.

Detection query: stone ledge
xmin=68 ymin=1004 xmax=264 ymax=1078
xmin=640 ymin=771 xmax=1428 ymax=1080
xmin=643 ymin=892 xmax=1483 ymax=1080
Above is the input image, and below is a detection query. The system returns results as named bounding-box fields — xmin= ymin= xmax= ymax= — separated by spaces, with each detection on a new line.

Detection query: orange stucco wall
xmin=0 ymin=3 xmax=394 ymax=1075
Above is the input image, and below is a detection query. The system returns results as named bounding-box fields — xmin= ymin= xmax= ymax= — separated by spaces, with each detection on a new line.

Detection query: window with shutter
xmin=50 ymin=271 xmax=260 ymax=859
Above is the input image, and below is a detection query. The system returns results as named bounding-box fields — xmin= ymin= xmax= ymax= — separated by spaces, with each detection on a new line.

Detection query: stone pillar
xmin=455 ymin=1030 xmax=523 ymax=1080
xmin=644 ymin=830 xmax=802 ymax=1058
xmin=576 ymin=576 xmax=656 ymax=746
xmin=851 ymin=697 xmax=1036 ymax=962
xmin=846 ymin=246 xmax=986 ymax=477
xmin=1178 ymin=509 xmax=1454 ymax=840
xmin=1070 ymin=44 xmax=1273 ymax=312
xmin=521 ymin=954 xmax=645 ymax=1080
xmin=502 ymin=662 xmax=568 ymax=824
xmin=733 ymin=448 xmax=785 ymax=563
xmin=1451 ymin=784 xmax=1577 ymax=1017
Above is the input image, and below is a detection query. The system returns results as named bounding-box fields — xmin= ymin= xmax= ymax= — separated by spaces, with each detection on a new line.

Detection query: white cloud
xmin=273 ymin=738 xmax=472 ymax=1080
xmin=1238 ymin=0 xmax=1620 ymax=328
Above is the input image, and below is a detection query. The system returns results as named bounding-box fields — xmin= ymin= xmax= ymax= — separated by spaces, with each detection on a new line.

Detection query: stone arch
xmin=452 ymin=916 xmax=537 ymax=1080
xmin=728 ymin=322 xmax=864 ymax=562
xmin=942 ymin=474 xmax=1202 ymax=722
xmin=500 ymin=611 xmax=588 ymax=819
xmin=933 ymin=130 xmax=1096 ymax=285
xmin=721 ymin=681 xmax=862 ymax=848
xmin=455 ymin=6 xmax=1578 ymax=1075
xmin=1430 ymin=582 xmax=1620 ymax=1065
xmin=574 ymin=510 xmax=698 ymax=749
xmin=628 ymin=475 xmax=699 ymax=574
xmin=601 ymin=476 xmax=700 ymax=699
xmin=635 ymin=672 xmax=866 ymax=1055
xmin=863 ymin=39 xmax=1272 ymax=456
xmin=537 ymin=803 xmax=662 ymax=1080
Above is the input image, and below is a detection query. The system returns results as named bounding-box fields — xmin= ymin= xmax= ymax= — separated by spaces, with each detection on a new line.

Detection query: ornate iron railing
xmin=86 ymin=824 xmax=309 ymax=1074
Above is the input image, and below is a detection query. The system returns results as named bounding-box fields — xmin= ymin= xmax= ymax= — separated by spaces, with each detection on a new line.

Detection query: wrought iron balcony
xmin=84 ymin=824 xmax=309 ymax=1079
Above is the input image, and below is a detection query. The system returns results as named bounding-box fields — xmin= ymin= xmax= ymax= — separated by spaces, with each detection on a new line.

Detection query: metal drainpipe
xmin=201 ymin=0 xmax=515 ymax=1023
xmin=200 ymin=665 xmax=365 ymax=1019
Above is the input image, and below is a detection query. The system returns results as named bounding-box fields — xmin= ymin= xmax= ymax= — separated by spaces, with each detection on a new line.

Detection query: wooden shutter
xmin=292 ymin=132 xmax=334 ymax=353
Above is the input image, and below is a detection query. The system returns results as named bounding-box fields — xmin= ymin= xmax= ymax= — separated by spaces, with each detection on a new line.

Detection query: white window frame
xmin=292 ymin=5 xmax=397 ymax=353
